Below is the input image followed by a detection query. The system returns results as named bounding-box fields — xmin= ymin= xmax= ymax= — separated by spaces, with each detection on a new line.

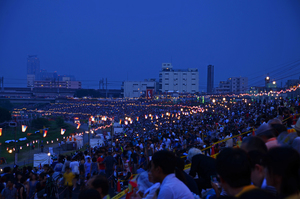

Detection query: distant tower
xmin=27 ymin=55 xmax=40 ymax=87
xmin=27 ymin=55 xmax=40 ymax=77
xmin=207 ymin=65 xmax=214 ymax=93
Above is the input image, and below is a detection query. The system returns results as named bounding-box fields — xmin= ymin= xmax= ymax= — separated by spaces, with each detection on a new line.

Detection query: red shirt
xmin=97 ymin=157 xmax=105 ymax=170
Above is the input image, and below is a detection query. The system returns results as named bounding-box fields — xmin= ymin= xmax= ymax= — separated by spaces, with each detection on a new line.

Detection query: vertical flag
xmin=43 ymin=130 xmax=47 ymax=137
xmin=61 ymin=129 xmax=66 ymax=135
xmin=22 ymin=125 xmax=27 ymax=132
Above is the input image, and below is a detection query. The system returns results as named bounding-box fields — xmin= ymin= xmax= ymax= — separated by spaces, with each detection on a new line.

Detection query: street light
xmin=272 ymin=81 xmax=276 ymax=85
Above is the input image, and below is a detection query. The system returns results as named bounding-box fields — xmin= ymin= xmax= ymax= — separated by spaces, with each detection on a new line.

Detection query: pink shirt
xmin=266 ymin=138 xmax=280 ymax=150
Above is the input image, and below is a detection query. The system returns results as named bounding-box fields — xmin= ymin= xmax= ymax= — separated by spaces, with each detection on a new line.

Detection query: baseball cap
xmin=255 ymin=123 xmax=273 ymax=136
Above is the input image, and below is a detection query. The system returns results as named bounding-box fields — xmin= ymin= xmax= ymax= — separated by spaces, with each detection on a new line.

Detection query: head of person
xmin=241 ymin=136 xmax=267 ymax=154
xmin=216 ymin=148 xmax=251 ymax=196
xmin=65 ymin=166 xmax=71 ymax=173
xmin=255 ymin=123 xmax=276 ymax=142
xmin=270 ymin=123 xmax=287 ymax=137
xmin=264 ymin=147 xmax=300 ymax=197
xmin=78 ymin=189 xmax=102 ymax=199
xmin=20 ymin=176 xmax=27 ymax=185
xmin=6 ymin=180 xmax=13 ymax=188
xmin=151 ymin=150 xmax=176 ymax=183
xmin=90 ymin=175 xmax=109 ymax=198
xmin=248 ymin=150 xmax=266 ymax=187
xmin=187 ymin=147 xmax=202 ymax=162
xmin=31 ymin=173 xmax=37 ymax=181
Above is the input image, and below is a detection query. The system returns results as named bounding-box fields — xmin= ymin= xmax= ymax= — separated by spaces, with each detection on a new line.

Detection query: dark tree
xmin=0 ymin=107 xmax=11 ymax=123
xmin=55 ymin=116 xmax=65 ymax=127
xmin=31 ymin=118 xmax=49 ymax=129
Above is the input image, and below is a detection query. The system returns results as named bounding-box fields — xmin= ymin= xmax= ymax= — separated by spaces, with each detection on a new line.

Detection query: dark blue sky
xmin=1 ymin=0 xmax=300 ymax=90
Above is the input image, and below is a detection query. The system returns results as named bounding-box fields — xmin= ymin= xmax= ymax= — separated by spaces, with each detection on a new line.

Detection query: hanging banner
xmin=146 ymin=89 xmax=153 ymax=99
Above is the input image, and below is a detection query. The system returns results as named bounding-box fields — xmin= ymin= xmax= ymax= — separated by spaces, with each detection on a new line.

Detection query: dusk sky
xmin=1 ymin=0 xmax=300 ymax=90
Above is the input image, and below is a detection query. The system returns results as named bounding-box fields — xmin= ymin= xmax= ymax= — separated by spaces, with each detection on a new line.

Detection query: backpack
xmin=45 ymin=176 xmax=58 ymax=198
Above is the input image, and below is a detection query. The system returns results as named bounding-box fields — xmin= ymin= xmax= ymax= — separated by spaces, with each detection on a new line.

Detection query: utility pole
xmin=106 ymin=78 xmax=108 ymax=98
xmin=0 ymin=77 xmax=4 ymax=92
xmin=14 ymin=125 xmax=17 ymax=165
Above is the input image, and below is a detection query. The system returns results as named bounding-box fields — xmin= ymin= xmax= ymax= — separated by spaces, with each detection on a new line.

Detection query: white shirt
xmin=144 ymin=182 xmax=160 ymax=199
xmin=225 ymin=135 xmax=233 ymax=147
xmin=70 ymin=161 xmax=79 ymax=174
xmin=158 ymin=174 xmax=193 ymax=199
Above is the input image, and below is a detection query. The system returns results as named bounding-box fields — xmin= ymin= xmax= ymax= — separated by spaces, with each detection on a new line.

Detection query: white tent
xmin=90 ymin=138 xmax=104 ymax=148
xmin=34 ymin=153 xmax=50 ymax=167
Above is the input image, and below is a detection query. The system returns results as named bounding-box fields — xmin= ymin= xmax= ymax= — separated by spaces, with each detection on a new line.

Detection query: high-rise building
xmin=27 ymin=55 xmax=40 ymax=76
xmin=207 ymin=65 xmax=214 ymax=93
xmin=159 ymin=63 xmax=199 ymax=93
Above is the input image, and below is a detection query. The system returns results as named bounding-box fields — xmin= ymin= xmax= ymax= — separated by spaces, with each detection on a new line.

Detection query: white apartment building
xmin=123 ymin=80 xmax=157 ymax=98
xmin=216 ymin=77 xmax=248 ymax=93
xmin=159 ymin=63 xmax=199 ymax=93
xmin=230 ymin=77 xmax=248 ymax=93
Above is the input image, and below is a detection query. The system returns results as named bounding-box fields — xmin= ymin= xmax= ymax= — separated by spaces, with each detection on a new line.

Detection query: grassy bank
xmin=0 ymin=121 xmax=80 ymax=164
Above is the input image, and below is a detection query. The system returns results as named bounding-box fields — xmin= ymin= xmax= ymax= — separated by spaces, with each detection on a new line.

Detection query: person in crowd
xmin=45 ymin=169 xmax=58 ymax=199
xmin=150 ymin=150 xmax=193 ymax=199
xmin=36 ymin=173 xmax=47 ymax=199
xmin=1 ymin=167 xmax=14 ymax=183
xmin=0 ymin=180 xmax=17 ymax=199
xmin=136 ymin=162 xmax=154 ymax=197
xmin=101 ymin=152 xmax=117 ymax=188
xmin=176 ymin=157 xmax=199 ymax=195
xmin=97 ymin=153 xmax=106 ymax=174
xmin=140 ymin=161 xmax=160 ymax=199
xmin=240 ymin=136 xmax=277 ymax=195
xmin=63 ymin=166 xmax=75 ymax=199
xmin=27 ymin=173 xmax=38 ymax=199
xmin=188 ymin=147 xmax=217 ymax=193
xmin=215 ymin=148 xmax=276 ymax=198
xmin=131 ymin=147 xmax=139 ymax=174
xmin=53 ymin=158 xmax=63 ymax=173
xmin=241 ymin=136 xmax=267 ymax=154
xmin=62 ymin=156 xmax=71 ymax=173
xmin=291 ymin=117 xmax=300 ymax=153
xmin=255 ymin=123 xmax=280 ymax=149
xmin=264 ymin=147 xmax=300 ymax=199
xmin=70 ymin=157 xmax=80 ymax=190
xmin=85 ymin=157 xmax=92 ymax=178
xmin=91 ymin=157 xmax=99 ymax=176
xmin=18 ymin=177 xmax=27 ymax=199
xmin=90 ymin=175 xmax=110 ymax=199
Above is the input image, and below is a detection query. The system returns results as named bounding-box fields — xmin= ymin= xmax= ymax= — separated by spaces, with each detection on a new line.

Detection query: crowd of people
xmin=1 ymin=97 xmax=300 ymax=199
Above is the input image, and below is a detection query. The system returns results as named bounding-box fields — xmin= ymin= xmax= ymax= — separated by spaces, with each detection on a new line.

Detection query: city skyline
xmin=1 ymin=0 xmax=300 ymax=90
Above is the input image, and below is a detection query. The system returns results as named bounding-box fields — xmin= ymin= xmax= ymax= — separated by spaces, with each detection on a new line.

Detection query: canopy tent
xmin=34 ymin=153 xmax=50 ymax=167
